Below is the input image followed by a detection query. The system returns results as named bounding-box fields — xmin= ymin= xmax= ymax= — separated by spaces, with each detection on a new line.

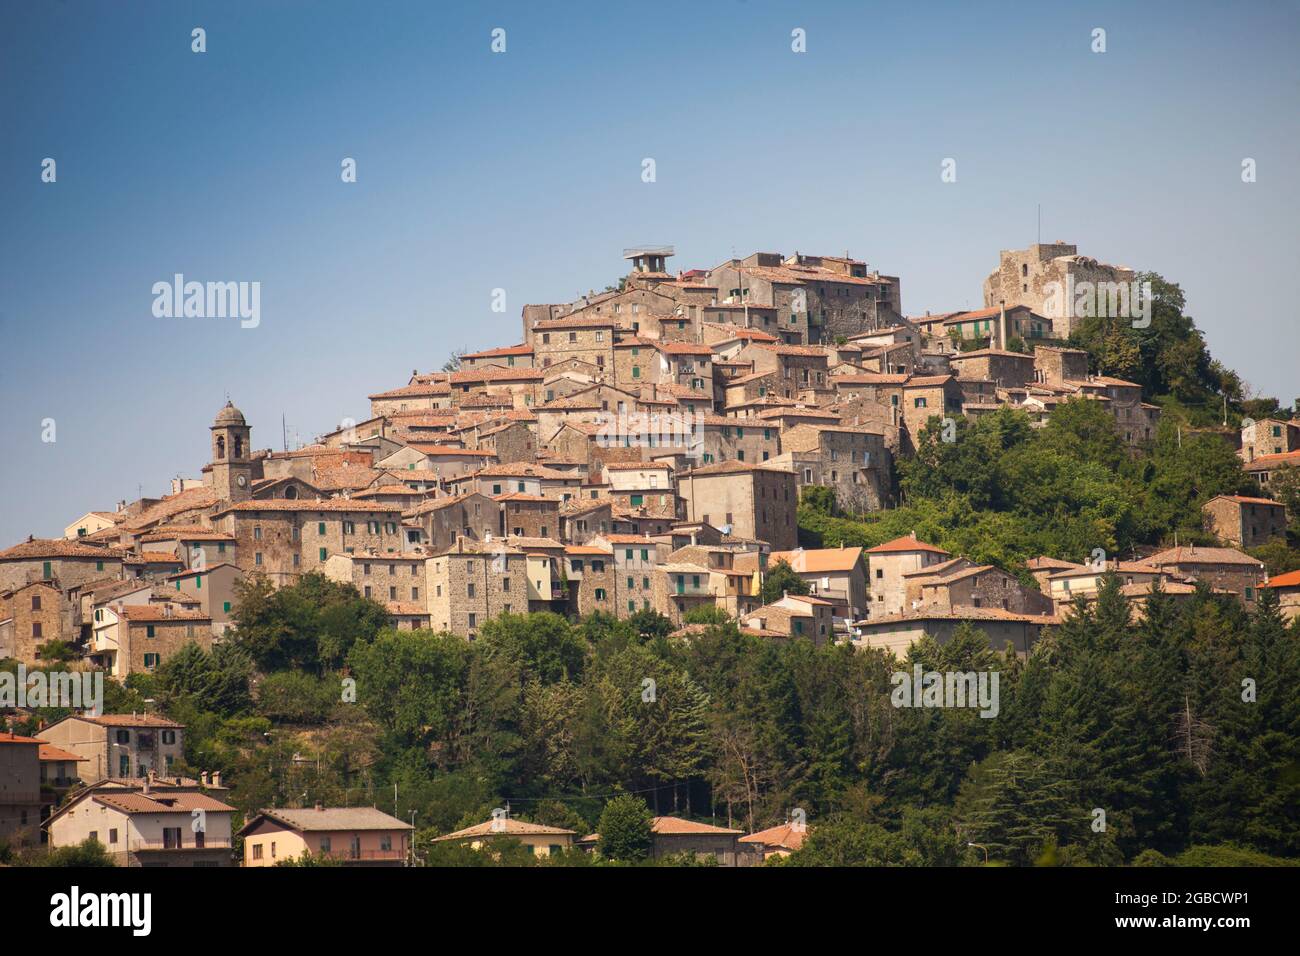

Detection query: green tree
xmin=596 ymin=794 xmax=653 ymax=862
xmin=761 ymin=559 xmax=810 ymax=604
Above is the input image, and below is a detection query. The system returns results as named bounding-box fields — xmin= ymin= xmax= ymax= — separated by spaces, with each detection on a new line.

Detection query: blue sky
xmin=2 ymin=0 xmax=1297 ymax=544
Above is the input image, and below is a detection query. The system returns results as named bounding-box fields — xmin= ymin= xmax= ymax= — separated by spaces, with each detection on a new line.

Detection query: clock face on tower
xmin=236 ymin=474 xmax=248 ymax=488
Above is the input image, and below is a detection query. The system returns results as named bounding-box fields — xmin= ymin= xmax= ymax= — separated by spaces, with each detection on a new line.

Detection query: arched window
xmin=234 ymin=435 xmax=244 ymax=458
xmin=215 ymin=435 xmax=226 ymax=459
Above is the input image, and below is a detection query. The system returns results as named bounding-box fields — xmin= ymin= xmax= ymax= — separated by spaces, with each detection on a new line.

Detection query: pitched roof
xmin=650 ymin=816 xmax=742 ymax=836
xmin=1265 ymin=569 xmax=1300 ymax=589
xmin=1145 ymin=546 xmax=1264 ymax=567
xmin=0 ymin=539 xmax=126 ymax=561
xmin=864 ymin=535 xmax=949 ymax=555
xmin=767 ymin=547 xmax=864 ymax=574
xmin=432 ymin=817 xmax=574 ymax=841
xmin=738 ymin=822 xmax=807 ymax=850
xmin=246 ymin=806 xmax=413 ymax=834
xmin=1208 ymin=494 xmax=1284 ymax=507
xmin=38 ymin=742 xmax=87 ymax=762
xmin=95 ymin=791 xmax=235 ymax=815
xmin=75 ymin=714 xmax=183 ymax=728
xmin=462 ymin=344 xmax=533 ymax=359
xmin=115 ymin=604 xmax=211 ymax=623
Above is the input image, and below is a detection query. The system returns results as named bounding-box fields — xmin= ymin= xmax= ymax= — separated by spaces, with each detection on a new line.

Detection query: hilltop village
xmin=4 ymin=242 xmax=1296 ymax=668
xmin=2 ymin=242 xmax=1298 ymax=866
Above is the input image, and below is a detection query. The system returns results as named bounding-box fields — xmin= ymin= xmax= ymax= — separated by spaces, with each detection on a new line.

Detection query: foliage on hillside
xmin=97 ymin=571 xmax=1300 ymax=867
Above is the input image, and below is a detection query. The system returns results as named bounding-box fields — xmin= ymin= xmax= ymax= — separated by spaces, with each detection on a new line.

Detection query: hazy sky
xmin=2 ymin=0 xmax=1298 ymax=545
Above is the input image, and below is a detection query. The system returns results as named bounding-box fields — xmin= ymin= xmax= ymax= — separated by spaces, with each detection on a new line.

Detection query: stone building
xmin=89 ymin=602 xmax=214 ymax=677
xmin=1202 ymin=494 xmax=1288 ymax=549
xmin=1142 ymin=545 xmax=1268 ymax=608
xmin=765 ymin=546 xmax=868 ymax=620
xmin=0 ymin=581 xmax=64 ymax=662
xmin=37 ymin=714 xmax=185 ymax=785
xmin=404 ymin=492 xmax=499 ymax=553
xmin=563 ymin=545 xmax=615 ymax=616
xmin=427 ymin=537 xmax=527 ymax=637
xmin=497 ymin=493 xmax=561 ymax=539
xmin=864 ymin=534 xmax=952 ymax=617
xmin=208 ymin=499 xmax=408 ymax=585
xmin=1033 ymin=345 xmax=1090 ymax=386
xmin=1240 ymin=418 xmax=1300 ymax=462
xmin=773 ymin=423 xmax=890 ymax=512
xmin=0 ymin=733 xmax=44 ymax=846
xmin=741 ymin=593 xmax=835 ymax=644
xmin=983 ymin=242 xmax=1137 ymax=339
xmin=678 ymin=462 xmax=799 ymax=550
xmin=707 ymin=252 xmax=901 ymax=345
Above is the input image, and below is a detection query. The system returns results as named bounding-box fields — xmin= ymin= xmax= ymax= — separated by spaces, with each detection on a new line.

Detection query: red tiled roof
xmin=865 ymin=535 xmax=949 ymax=555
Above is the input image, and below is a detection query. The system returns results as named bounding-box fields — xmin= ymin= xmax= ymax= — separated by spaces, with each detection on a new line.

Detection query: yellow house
xmin=431 ymin=816 xmax=575 ymax=857
xmin=238 ymin=805 xmax=413 ymax=866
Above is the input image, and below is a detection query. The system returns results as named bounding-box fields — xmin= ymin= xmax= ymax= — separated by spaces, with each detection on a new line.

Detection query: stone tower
xmin=209 ymin=401 xmax=252 ymax=503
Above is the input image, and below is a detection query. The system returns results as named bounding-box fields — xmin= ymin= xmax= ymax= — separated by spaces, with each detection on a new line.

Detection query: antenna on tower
xmin=282 ymin=414 xmax=288 ymax=452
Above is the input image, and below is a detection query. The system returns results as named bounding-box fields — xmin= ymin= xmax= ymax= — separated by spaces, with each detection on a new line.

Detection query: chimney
xmin=200 ymin=771 xmax=210 ymax=786
xmin=315 ymin=802 xmax=324 ymax=812
xmin=211 ymin=771 xmax=222 ymax=788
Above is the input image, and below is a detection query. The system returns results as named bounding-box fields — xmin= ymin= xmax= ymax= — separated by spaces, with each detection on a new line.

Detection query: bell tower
xmin=210 ymin=401 xmax=253 ymax=502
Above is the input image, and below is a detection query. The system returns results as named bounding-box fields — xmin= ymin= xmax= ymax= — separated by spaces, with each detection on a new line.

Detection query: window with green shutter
xmin=146 ymin=625 xmax=156 ymax=638
xmin=223 ymin=601 xmax=232 ymax=613
xmin=318 ymin=522 xmax=326 ymax=535
xmin=319 ymin=548 xmax=327 ymax=561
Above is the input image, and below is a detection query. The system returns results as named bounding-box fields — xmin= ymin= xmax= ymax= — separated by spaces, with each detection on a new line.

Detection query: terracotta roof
xmin=1209 ymin=495 xmax=1284 ymax=507
xmin=38 ymin=742 xmax=87 ymax=762
xmin=76 ymin=714 xmax=183 ymax=728
xmin=1265 ymin=569 xmax=1300 ymax=589
xmin=1145 ymin=546 xmax=1264 ymax=567
xmin=247 ymin=807 xmax=413 ymax=834
xmin=767 ymin=547 xmax=864 ymax=574
xmin=650 ymin=816 xmax=742 ymax=836
xmin=738 ymin=822 xmax=807 ymax=850
xmin=0 ymin=539 xmax=126 ymax=561
xmin=780 ymin=593 xmax=835 ymax=606
xmin=212 ymin=499 xmax=406 ymax=515
xmin=0 ymin=732 xmax=42 ymax=745
xmin=702 ymin=323 xmax=780 ymax=342
xmin=1243 ymin=451 xmax=1300 ymax=469
xmin=368 ymin=382 xmax=452 ymax=400
xmin=140 ymin=529 xmax=235 ymax=542
xmin=116 ymin=605 xmax=211 ymax=623
xmin=449 ymin=367 xmax=545 ymax=384
xmin=865 ymin=535 xmax=949 ymax=555
xmin=432 ymin=817 xmax=574 ymax=841
xmin=462 ymin=344 xmax=533 ymax=359
xmin=95 ymin=791 xmax=235 ymax=815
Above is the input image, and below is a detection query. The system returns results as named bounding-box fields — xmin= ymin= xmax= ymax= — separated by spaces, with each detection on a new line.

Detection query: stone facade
xmin=984 ymin=243 xmax=1137 ymax=339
